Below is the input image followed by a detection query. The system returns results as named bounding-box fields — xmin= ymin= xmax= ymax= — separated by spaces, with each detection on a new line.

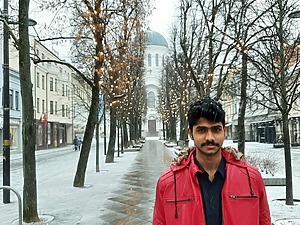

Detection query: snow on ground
xmin=1 ymin=138 xmax=300 ymax=224
xmin=171 ymin=139 xmax=300 ymax=224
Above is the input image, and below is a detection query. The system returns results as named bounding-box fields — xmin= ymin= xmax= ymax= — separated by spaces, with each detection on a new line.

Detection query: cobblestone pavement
xmin=98 ymin=140 xmax=173 ymax=225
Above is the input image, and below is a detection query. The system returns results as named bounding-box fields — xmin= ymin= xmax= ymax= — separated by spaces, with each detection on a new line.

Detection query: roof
xmin=146 ymin=30 xmax=168 ymax=48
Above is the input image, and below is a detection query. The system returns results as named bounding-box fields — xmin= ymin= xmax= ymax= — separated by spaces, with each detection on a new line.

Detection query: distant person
xmin=73 ymin=136 xmax=79 ymax=151
xmin=153 ymin=97 xmax=271 ymax=225
xmin=78 ymin=137 xmax=83 ymax=151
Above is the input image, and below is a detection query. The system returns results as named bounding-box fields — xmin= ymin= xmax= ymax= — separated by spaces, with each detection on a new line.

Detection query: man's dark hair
xmin=188 ymin=97 xmax=225 ymax=130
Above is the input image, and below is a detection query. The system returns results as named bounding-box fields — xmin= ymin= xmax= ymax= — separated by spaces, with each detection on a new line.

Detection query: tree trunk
xmin=170 ymin=117 xmax=177 ymax=142
xmin=165 ymin=123 xmax=170 ymax=140
xmin=105 ymin=105 xmax=117 ymax=163
xmin=19 ymin=0 xmax=40 ymax=222
xmin=238 ymin=52 xmax=247 ymax=155
xmin=179 ymin=106 xmax=188 ymax=144
xmin=122 ymin=120 xmax=129 ymax=148
xmin=138 ymin=118 xmax=142 ymax=139
xmin=129 ymin=115 xmax=133 ymax=141
xmin=282 ymin=112 xmax=293 ymax=205
xmin=73 ymin=85 xmax=99 ymax=187
xmin=96 ymin=116 xmax=100 ymax=172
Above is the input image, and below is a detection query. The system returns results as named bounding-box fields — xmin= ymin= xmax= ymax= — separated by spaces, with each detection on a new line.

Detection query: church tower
xmin=142 ymin=30 xmax=169 ymax=137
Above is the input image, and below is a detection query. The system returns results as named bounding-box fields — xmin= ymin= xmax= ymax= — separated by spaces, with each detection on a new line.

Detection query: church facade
xmin=142 ymin=30 xmax=169 ymax=137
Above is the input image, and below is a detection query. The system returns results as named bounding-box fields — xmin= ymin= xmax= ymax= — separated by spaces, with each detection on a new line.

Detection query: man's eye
xmin=212 ymin=127 xmax=222 ymax=133
xmin=198 ymin=128 xmax=207 ymax=133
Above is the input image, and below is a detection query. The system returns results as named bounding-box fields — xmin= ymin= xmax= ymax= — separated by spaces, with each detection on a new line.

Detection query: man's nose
xmin=205 ymin=129 xmax=214 ymax=140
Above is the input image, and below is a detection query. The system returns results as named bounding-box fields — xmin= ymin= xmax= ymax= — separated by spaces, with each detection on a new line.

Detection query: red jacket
xmin=153 ymin=148 xmax=271 ymax=225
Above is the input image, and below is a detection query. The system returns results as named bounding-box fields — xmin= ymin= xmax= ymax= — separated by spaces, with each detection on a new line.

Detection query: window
xmin=155 ymin=54 xmax=159 ymax=66
xmin=50 ymin=101 xmax=54 ymax=114
xmin=9 ymin=89 xmax=13 ymax=109
xmin=68 ymin=106 xmax=71 ymax=119
xmin=62 ymin=84 xmax=65 ymax=96
xmin=42 ymin=99 xmax=45 ymax=113
xmin=148 ymin=91 xmax=155 ymax=108
xmin=37 ymin=73 xmax=40 ymax=88
xmin=55 ymin=101 xmax=58 ymax=115
xmin=148 ymin=54 xmax=152 ymax=66
xmin=55 ymin=78 xmax=57 ymax=92
xmin=50 ymin=77 xmax=54 ymax=91
xmin=15 ymin=91 xmax=19 ymax=110
xmin=62 ymin=105 xmax=65 ymax=117
xmin=66 ymin=105 xmax=68 ymax=118
xmin=37 ymin=98 xmax=40 ymax=113
xmin=65 ymin=85 xmax=68 ymax=97
xmin=42 ymin=75 xmax=45 ymax=90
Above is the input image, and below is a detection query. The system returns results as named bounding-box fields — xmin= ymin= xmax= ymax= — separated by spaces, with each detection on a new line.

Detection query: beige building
xmin=9 ymin=36 xmax=74 ymax=150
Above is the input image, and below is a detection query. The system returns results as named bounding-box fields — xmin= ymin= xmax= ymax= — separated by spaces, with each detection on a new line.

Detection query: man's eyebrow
xmin=195 ymin=125 xmax=222 ymax=129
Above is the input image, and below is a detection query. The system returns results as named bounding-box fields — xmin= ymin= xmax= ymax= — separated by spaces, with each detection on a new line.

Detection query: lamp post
xmin=1 ymin=0 xmax=37 ymax=203
xmin=2 ymin=0 xmax=10 ymax=204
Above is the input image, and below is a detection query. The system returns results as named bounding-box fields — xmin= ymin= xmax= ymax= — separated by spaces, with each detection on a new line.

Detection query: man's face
xmin=188 ymin=117 xmax=226 ymax=157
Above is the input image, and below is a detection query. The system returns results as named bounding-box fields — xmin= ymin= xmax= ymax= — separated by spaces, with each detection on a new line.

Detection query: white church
xmin=142 ymin=30 xmax=170 ymax=137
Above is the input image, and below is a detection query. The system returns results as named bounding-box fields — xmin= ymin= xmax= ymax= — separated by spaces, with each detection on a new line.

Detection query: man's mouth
xmin=201 ymin=142 xmax=220 ymax=147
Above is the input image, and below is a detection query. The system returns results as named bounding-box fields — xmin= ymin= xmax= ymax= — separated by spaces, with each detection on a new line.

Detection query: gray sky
xmin=148 ymin=0 xmax=176 ymax=40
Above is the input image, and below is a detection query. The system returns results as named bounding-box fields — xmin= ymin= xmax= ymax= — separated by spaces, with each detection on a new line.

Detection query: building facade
xmin=142 ymin=30 xmax=169 ymax=137
xmin=7 ymin=36 xmax=74 ymax=151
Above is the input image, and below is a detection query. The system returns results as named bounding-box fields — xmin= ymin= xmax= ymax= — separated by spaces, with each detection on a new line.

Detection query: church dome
xmin=146 ymin=30 xmax=168 ymax=48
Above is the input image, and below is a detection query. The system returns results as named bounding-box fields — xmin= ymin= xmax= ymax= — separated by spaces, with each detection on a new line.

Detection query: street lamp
xmin=1 ymin=1 xmax=37 ymax=203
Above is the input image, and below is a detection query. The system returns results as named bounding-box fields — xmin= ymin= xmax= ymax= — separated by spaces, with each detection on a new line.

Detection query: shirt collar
xmin=193 ymin=152 xmax=226 ymax=178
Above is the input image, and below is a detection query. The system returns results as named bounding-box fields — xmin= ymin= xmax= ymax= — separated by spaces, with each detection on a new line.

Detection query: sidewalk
xmin=0 ymin=139 xmax=160 ymax=224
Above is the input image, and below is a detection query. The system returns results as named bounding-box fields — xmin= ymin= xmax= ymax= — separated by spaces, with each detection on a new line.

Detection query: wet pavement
xmin=98 ymin=140 xmax=173 ymax=225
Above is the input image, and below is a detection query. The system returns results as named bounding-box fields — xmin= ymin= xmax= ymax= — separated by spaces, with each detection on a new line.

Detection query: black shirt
xmin=194 ymin=153 xmax=226 ymax=225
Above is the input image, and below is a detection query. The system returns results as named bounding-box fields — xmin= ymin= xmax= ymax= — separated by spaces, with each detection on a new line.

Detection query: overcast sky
xmin=29 ymin=0 xmax=177 ymax=60
xmin=147 ymin=0 xmax=177 ymax=41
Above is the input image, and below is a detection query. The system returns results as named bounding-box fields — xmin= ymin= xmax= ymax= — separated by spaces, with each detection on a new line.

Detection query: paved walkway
xmin=98 ymin=139 xmax=173 ymax=224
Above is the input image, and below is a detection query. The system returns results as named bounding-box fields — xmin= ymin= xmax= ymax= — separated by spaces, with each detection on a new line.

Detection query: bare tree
xmin=19 ymin=0 xmax=40 ymax=222
xmin=104 ymin=0 xmax=150 ymax=163
xmin=249 ymin=0 xmax=300 ymax=205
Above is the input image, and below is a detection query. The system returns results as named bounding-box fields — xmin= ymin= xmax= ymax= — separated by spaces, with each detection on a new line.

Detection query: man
xmin=73 ymin=136 xmax=79 ymax=151
xmin=153 ymin=98 xmax=271 ymax=225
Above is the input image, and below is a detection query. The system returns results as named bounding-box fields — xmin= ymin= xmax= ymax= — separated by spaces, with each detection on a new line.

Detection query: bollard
xmin=0 ymin=186 xmax=22 ymax=225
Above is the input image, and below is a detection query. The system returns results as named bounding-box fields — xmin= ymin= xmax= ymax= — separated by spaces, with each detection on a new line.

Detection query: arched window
xmin=155 ymin=54 xmax=159 ymax=66
xmin=148 ymin=54 xmax=152 ymax=66
xmin=148 ymin=91 xmax=155 ymax=108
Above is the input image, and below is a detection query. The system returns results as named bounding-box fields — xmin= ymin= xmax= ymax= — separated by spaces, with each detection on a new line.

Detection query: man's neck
xmin=196 ymin=150 xmax=222 ymax=181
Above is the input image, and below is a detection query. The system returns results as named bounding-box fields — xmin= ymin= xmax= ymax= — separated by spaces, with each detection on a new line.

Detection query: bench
xmin=131 ymin=140 xmax=143 ymax=148
xmin=164 ymin=142 xmax=177 ymax=147
xmin=263 ymin=178 xmax=286 ymax=186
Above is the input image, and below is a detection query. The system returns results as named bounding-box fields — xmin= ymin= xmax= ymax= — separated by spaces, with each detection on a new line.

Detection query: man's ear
xmin=188 ymin=128 xmax=193 ymax=140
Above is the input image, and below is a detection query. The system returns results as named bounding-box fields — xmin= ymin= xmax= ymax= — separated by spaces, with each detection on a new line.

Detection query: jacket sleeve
xmin=258 ymin=175 xmax=272 ymax=225
xmin=153 ymin=178 xmax=166 ymax=225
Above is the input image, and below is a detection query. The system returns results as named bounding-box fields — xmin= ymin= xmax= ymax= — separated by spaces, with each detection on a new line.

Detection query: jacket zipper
xmin=230 ymin=195 xmax=257 ymax=199
xmin=166 ymin=198 xmax=194 ymax=204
